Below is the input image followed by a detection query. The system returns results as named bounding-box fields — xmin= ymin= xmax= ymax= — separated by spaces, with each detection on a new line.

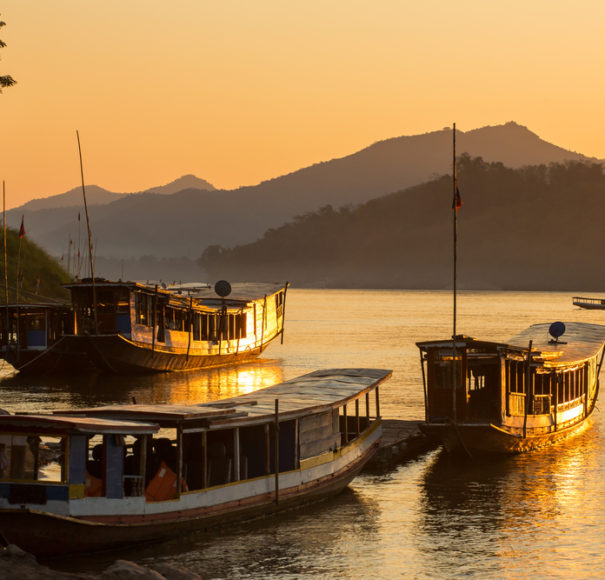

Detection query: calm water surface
xmin=2 ymin=289 xmax=605 ymax=578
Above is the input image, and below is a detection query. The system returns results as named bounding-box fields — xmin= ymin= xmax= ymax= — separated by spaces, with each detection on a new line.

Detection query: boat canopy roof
xmin=55 ymin=369 xmax=392 ymax=430
xmin=417 ymin=322 xmax=605 ymax=367
xmin=63 ymin=279 xmax=287 ymax=306
xmin=0 ymin=414 xmax=159 ymax=435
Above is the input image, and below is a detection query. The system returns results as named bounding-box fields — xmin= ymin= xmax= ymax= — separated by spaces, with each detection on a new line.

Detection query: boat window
xmin=0 ymin=434 xmax=65 ymax=483
xmin=275 ymin=291 xmax=284 ymax=317
xmin=136 ymin=292 xmax=151 ymax=326
xmin=192 ymin=313 xmax=201 ymax=341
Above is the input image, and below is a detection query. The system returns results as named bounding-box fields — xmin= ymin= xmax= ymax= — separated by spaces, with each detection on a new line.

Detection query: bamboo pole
xmin=76 ymin=131 xmax=98 ymax=334
xmin=2 ymin=183 xmax=8 ymax=351
xmin=451 ymin=122 xmax=458 ymax=423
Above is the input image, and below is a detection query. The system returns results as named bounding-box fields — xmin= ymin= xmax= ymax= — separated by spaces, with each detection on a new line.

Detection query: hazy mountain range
xmin=199 ymin=156 xmax=605 ymax=291
xmin=7 ymin=122 xmax=603 ymax=285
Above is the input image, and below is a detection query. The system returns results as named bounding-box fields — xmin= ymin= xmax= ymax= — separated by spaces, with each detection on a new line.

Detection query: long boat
xmin=417 ymin=322 xmax=605 ymax=454
xmin=0 ymin=279 xmax=289 ymax=374
xmin=0 ymin=368 xmax=390 ymax=556
xmin=572 ymin=296 xmax=605 ymax=310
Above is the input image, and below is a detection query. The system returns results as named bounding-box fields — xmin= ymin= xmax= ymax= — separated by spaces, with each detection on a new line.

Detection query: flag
xmin=453 ymin=182 xmax=462 ymax=211
xmin=19 ymin=216 xmax=25 ymax=238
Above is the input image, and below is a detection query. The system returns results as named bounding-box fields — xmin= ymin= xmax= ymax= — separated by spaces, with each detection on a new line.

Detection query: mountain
xmin=12 ymin=175 xmax=216 ymax=213
xmin=7 ymin=122 xmax=600 ymax=272
xmin=198 ymin=156 xmax=605 ymax=291
xmin=17 ymin=186 xmax=126 ymax=212
xmin=142 ymin=174 xmax=216 ymax=195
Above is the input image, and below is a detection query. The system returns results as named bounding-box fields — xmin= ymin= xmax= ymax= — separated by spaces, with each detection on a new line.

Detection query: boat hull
xmin=0 ymin=437 xmax=378 ymax=557
xmin=15 ymin=334 xmax=271 ymax=375
xmin=420 ymin=416 xmax=592 ymax=455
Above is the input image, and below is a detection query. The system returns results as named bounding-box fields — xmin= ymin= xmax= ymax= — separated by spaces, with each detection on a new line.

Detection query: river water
xmin=1 ymin=289 xmax=605 ymax=578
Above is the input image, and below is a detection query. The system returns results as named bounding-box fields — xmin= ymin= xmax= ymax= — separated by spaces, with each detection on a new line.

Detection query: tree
xmin=0 ymin=14 xmax=16 ymax=92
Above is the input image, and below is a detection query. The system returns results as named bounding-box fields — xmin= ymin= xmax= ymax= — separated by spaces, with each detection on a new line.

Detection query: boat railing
xmin=508 ymin=392 xmax=526 ymax=416
xmin=123 ymin=474 xmax=145 ymax=497
xmin=532 ymin=394 xmax=551 ymax=415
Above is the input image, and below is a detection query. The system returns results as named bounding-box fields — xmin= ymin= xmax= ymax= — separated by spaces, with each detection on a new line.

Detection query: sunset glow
xmin=1 ymin=1 xmax=604 ymax=207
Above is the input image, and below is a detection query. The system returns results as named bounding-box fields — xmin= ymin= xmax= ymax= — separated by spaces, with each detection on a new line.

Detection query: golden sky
xmin=1 ymin=1 xmax=604 ymax=208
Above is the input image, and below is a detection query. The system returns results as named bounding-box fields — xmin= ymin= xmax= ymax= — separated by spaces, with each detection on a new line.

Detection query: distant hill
xmin=142 ymin=174 xmax=215 ymax=195
xmin=12 ymin=175 xmax=216 ymax=213
xmin=6 ymin=122 xmax=601 ymax=271
xmin=198 ymin=156 xmax=605 ymax=291
xmin=18 ymin=186 xmax=125 ymax=212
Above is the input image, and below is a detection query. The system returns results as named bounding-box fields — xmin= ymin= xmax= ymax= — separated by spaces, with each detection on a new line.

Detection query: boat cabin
xmin=0 ymin=303 xmax=73 ymax=356
xmin=418 ymin=323 xmax=605 ymax=434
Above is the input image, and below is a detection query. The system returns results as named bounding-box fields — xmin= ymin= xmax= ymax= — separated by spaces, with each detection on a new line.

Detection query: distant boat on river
xmin=0 ymin=368 xmax=390 ymax=556
xmin=0 ymin=278 xmax=289 ymax=374
xmin=572 ymin=296 xmax=605 ymax=309
xmin=417 ymin=322 xmax=605 ymax=454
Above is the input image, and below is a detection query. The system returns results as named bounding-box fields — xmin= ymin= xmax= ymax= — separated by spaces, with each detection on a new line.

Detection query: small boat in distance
xmin=417 ymin=322 xmax=605 ymax=454
xmin=1 ymin=278 xmax=289 ymax=375
xmin=0 ymin=368 xmax=390 ymax=556
xmin=572 ymin=296 xmax=605 ymax=309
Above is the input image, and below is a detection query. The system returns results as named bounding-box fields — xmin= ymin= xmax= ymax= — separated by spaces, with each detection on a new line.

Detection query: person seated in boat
xmin=145 ymin=439 xmax=187 ymax=502
xmin=85 ymin=443 xmax=104 ymax=497
xmin=153 ymin=437 xmax=178 ymax=472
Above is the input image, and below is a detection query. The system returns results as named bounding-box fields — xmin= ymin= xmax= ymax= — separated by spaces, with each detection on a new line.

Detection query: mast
xmin=2 ymin=183 xmax=8 ymax=352
xmin=76 ymin=131 xmax=98 ymax=334
xmin=451 ymin=123 xmax=458 ymax=423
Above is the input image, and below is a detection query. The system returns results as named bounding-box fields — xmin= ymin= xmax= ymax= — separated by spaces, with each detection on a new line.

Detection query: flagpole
xmin=451 ymin=123 xmax=458 ymax=423
xmin=76 ymin=130 xmax=98 ymax=334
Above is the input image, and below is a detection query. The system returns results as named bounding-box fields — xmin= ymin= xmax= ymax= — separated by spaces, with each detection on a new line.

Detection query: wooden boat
xmin=0 ymin=368 xmax=390 ymax=556
xmin=1 ymin=279 xmax=289 ymax=374
xmin=0 ymin=302 xmax=74 ymax=373
xmin=572 ymin=296 xmax=605 ymax=310
xmin=417 ymin=322 xmax=605 ymax=455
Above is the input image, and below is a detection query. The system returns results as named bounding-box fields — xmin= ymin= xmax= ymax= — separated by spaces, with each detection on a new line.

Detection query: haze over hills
xmin=199 ymin=156 xmax=605 ymax=291
xmin=7 ymin=122 xmax=603 ymax=282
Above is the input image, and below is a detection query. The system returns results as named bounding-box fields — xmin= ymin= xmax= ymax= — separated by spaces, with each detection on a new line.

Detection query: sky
xmin=1 ymin=1 xmax=605 ymax=208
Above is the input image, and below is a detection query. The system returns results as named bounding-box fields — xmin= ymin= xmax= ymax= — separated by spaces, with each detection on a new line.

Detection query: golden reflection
xmin=419 ymin=418 xmax=604 ymax=579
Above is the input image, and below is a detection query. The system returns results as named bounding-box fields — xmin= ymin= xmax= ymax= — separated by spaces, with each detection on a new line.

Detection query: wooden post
xmin=355 ymin=398 xmax=360 ymax=436
xmin=523 ymin=340 xmax=533 ymax=438
xmin=202 ymin=431 xmax=208 ymax=489
xmin=365 ymin=392 xmax=370 ymax=420
xmin=280 ymin=282 xmax=289 ymax=344
xmin=274 ymin=399 xmax=279 ymax=504
xmin=176 ymin=425 xmax=183 ymax=494
xmin=420 ymin=350 xmax=428 ymax=422
xmin=233 ymin=428 xmax=240 ymax=481
xmin=451 ymin=122 xmax=458 ymax=424
xmin=186 ymin=296 xmax=193 ymax=360
xmin=2 ymin=183 xmax=8 ymax=353
xmin=151 ymin=286 xmax=157 ymax=353
xmin=375 ymin=385 xmax=381 ymax=419
xmin=343 ymin=403 xmax=348 ymax=443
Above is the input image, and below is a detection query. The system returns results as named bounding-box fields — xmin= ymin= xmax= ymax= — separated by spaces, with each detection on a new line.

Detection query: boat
xmin=0 ymin=279 xmax=289 ymax=374
xmin=417 ymin=322 xmax=605 ymax=454
xmin=572 ymin=296 xmax=605 ymax=309
xmin=0 ymin=302 xmax=74 ymax=373
xmin=0 ymin=368 xmax=390 ymax=556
